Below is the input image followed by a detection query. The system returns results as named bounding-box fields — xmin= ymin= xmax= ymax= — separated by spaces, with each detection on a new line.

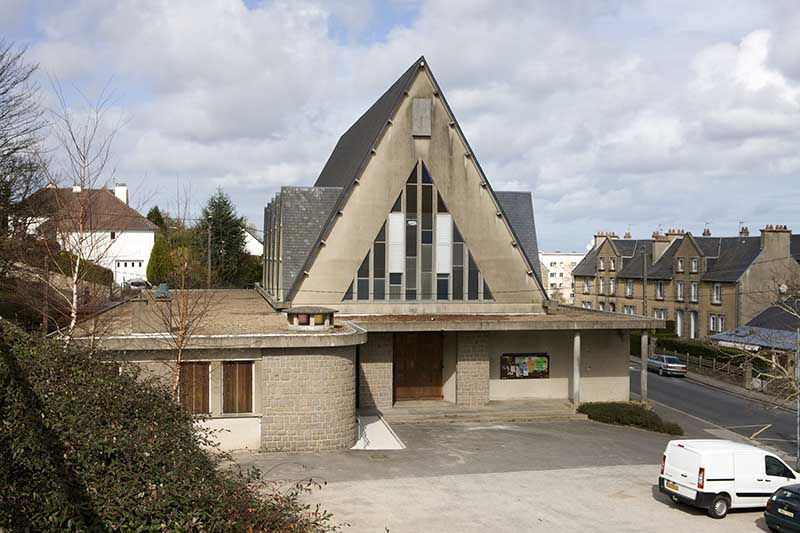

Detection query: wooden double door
xmin=393 ymin=332 xmax=444 ymax=401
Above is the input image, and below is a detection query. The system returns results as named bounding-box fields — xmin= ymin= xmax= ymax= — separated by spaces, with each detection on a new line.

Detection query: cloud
xmin=4 ymin=0 xmax=800 ymax=251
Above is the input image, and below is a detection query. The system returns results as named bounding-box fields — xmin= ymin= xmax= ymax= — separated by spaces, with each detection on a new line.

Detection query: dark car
xmin=766 ymin=484 xmax=800 ymax=532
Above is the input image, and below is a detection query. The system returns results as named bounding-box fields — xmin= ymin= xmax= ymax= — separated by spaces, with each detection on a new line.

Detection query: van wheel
xmin=707 ymin=494 xmax=729 ymax=519
xmin=658 ymin=368 xmax=664 ymax=376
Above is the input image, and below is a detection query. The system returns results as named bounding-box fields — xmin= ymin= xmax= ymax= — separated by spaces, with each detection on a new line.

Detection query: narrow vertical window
xmin=468 ymin=252 xmax=479 ymax=300
xmin=357 ymin=253 xmax=370 ymax=300
xmin=223 ymin=362 xmax=253 ymax=414
xmin=179 ymin=362 xmax=209 ymax=414
xmin=373 ymin=222 xmax=386 ymax=301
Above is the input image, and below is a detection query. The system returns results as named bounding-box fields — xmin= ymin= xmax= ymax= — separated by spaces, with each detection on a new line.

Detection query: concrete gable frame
xmin=290 ymin=58 xmax=547 ymax=310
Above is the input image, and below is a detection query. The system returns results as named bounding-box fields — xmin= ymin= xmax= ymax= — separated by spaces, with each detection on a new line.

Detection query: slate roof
xmin=572 ymin=238 xmax=649 ymax=278
xmin=615 ymin=240 xmax=654 ymax=278
xmin=314 ymin=58 xmax=422 ymax=189
xmin=792 ymin=235 xmax=800 ymax=264
xmin=274 ymin=187 xmax=342 ymax=295
xmin=711 ymin=298 xmax=800 ymax=351
xmin=571 ymin=247 xmax=600 ymax=277
xmin=495 ymin=191 xmax=541 ymax=279
xmin=699 ymin=236 xmax=762 ymax=282
xmin=24 ymin=187 xmax=157 ymax=232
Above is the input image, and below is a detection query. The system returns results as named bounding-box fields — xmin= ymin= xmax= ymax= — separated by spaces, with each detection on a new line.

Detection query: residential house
xmin=711 ymin=298 xmax=800 ymax=353
xmin=25 ymin=184 xmax=156 ymax=285
xmin=539 ymin=251 xmax=585 ymax=303
xmin=573 ymin=226 xmax=800 ymax=340
xmin=85 ymin=57 xmax=660 ymax=452
xmin=244 ymin=227 xmax=263 ymax=256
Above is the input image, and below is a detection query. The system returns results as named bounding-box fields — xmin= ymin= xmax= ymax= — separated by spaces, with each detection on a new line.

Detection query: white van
xmin=659 ymin=439 xmax=798 ymax=518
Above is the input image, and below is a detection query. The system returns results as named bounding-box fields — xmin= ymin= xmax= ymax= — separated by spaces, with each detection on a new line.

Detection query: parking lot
xmin=236 ymin=420 xmax=770 ymax=532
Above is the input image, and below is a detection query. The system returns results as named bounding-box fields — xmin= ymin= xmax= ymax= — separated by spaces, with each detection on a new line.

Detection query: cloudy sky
xmin=3 ymin=0 xmax=800 ymax=252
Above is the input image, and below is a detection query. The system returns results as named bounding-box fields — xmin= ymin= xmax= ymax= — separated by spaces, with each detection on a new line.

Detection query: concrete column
xmin=640 ymin=331 xmax=649 ymax=403
xmin=572 ymin=331 xmax=581 ymax=405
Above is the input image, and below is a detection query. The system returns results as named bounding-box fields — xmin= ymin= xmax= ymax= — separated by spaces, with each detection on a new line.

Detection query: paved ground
xmin=236 ymin=419 xmax=766 ymax=532
xmin=631 ymin=365 xmax=797 ymax=457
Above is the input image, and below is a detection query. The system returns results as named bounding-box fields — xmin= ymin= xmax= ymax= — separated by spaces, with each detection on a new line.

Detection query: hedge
xmin=0 ymin=320 xmax=341 ymax=531
xmin=631 ymin=332 xmax=740 ymax=360
xmin=578 ymin=402 xmax=683 ymax=435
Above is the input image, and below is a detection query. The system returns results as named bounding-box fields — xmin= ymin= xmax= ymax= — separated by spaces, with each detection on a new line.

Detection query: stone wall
xmin=358 ymin=333 xmax=393 ymax=411
xmin=456 ymin=332 xmax=490 ymax=405
xmin=261 ymin=346 xmax=356 ymax=452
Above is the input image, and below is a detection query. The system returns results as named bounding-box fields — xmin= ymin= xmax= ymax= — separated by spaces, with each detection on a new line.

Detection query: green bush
xmin=0 ymin=321 xmax=340 ymax=532
xmin=578 ymin=402 xmax=683 ymax=435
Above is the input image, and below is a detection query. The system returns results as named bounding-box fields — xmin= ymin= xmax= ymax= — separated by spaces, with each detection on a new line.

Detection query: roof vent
xmin=285 ymin=307 xmax=336 ymax=331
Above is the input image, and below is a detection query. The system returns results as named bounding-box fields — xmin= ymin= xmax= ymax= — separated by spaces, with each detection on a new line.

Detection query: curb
xmin=629 ymin=357 xmax=794 ymax=414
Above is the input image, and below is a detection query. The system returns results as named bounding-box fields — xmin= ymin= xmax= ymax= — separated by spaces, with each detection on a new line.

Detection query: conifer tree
xmin=146 ymin=234 xmax=171 ymax=285
xmin=195 ymin=189 xmax=247 ymax=287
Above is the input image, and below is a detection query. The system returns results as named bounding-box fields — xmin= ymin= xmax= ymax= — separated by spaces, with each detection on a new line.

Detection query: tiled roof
xmin=314 ymin=58 xmax=422 ymax=189
xmin=276 ymin=187 xmax=342 ymax=296
xmin=495 ymin=191 xmax=541 ymax=280
xmin=25 ymin=187 xmax=157 ymax=232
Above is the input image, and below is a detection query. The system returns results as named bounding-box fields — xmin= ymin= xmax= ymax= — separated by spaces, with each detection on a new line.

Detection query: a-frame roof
xmin=314 ymin=58 xmax=422 ymax=189
xmin=287 ymin=56 xmax=546 ymax=302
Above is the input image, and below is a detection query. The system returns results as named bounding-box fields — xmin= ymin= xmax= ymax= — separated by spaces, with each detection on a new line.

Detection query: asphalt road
xmin=630 ymin=365 xmax=798 ymax=456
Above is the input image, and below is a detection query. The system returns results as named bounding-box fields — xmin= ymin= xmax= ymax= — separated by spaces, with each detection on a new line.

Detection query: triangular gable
xmin=289 ymin=57 xmax=546 ymax=305
xmin=343 ymin=163 xmax=494 ymax=302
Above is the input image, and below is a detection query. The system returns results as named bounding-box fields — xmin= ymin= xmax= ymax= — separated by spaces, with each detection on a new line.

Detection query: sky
xmin=3 ymin=0 xmax=800 ymax=252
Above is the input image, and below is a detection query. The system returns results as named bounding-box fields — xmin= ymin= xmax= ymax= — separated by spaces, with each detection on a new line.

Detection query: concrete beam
xmin=640 ymin=331 xmax=649 ymax=403
xmin=572 ymin=331 xmax=581 ymax=405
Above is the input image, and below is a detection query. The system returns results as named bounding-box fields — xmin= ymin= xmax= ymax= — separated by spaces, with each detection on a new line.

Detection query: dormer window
xmin=677 ymin=257 xmax=685 ymax=272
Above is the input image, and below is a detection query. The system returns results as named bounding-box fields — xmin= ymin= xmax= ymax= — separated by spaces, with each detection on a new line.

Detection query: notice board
xmin=500 ymin=354 xmax=549 ymax=379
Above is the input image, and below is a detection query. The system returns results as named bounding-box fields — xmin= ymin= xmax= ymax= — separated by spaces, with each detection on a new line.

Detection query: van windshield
xmin=665 ymin=357 xmax=683 ymax=365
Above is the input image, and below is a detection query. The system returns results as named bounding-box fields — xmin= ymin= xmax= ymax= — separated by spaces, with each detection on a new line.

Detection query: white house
xmin=25 ymin=184 xmax=157 ymax=286
xmin=244 ymin=227 xmax=263 ymax=256
xmin=539 ymin=251 xmax=585 ymax=303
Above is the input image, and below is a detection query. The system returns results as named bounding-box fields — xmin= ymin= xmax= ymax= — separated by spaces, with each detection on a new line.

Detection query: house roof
xmin=711 ymin=299 xmax=800 ymax=351
xmin=25 ymin=187 xmax=157 ymax=232
xmin=699 ymin=236 xmax=762 ymax=282
xmin=572 ymin=238 xmax=650 ymax=278
xmin=495 ymin=191 xmax=541 ymax=279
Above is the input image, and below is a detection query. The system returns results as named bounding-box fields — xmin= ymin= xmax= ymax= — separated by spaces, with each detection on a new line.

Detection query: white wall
xmin=539 ymin=252 xmax=585 ymax=303
xmin=244 ymin=231 xmax=263 ymax=256
xmin=198 ymin=417 xmax=262 ymax=450
xmin=65 ymin=230 xmax=155 ymax=285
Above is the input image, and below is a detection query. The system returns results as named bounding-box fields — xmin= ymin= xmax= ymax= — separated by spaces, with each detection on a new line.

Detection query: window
xmin=766 ymin=456 xmax=795 ymax=479
xmin=625 ymin=279 xmax=633 ymax=298
xmin=712 ymin=283 xmax=722 ymax=304
xmin=718 ymin=315 xmax=725 ymax=332
xmin=223 ymin=362 xmax=253 ymax=414
xmin=357 ymin=253 xmax=370 ymax=300
xmin=599 ymin=278 xmax=605 ymax=295
xmin=599 ymin=257 xmax=605 ymax=271
xmin=179 ymin=362 xmax=209 ymax=414
xmin=677 ymin=257 xmax=685 ymax=272
xmin=656 ymin=281 xmax=664 ymax=300
xmin=550 ymin=262 xmax=557 ymax=268
xmin=559 ymin=272 xmax=563 ymax=277
xmin=550 ymin=272 xmax=556 ymax=278
xmin=598 ymin=302 xmax=605 ymax=311
xmin=654 ymin=309 xmax=666 ymax=320
xmin=583 ymin=278 xmax=590 ymax=294
xmin=550 ymin=283 xmax=557 ymax=289
xmin=691 ymin=257 xmax=699 ymax=273
xmin=689 ymin=311 xmax=697 ymax=339
xmin=676 ymin=310 xmax=684 ymax=336
xmin=690 ymin=282 xmax=698 ymax=302
xmin=609 ymin=278 xmax=616 ymax=295
xmin=676 ymin=281 xmax=684 ymax=301
xmin=609 ymin=302 xmax=616 ymax=312
xmin=709 ymin=314 xmax=717 ymax=333
xmin=623 ymin=305 xmax=636 ymax=315
xmin=610 ymin=257 xmax=616 ymax=271
xmin=110 ymin=231 xmax=116 ymax=240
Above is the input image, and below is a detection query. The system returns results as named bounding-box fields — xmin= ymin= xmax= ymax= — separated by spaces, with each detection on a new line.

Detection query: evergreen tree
xmin=195 ymin=189 xmax=247 ymax=287
xmin=146 ymin=234 xmax=172 ymax=285
xmin=146 ymin=206 xmax=166 ymax=232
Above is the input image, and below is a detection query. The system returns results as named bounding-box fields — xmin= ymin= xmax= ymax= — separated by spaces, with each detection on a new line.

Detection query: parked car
xmin=125 ymin=279 xmax=152 ymax=290
xmin=765 ymin=484 xmax=800 ymax=532
xmin=647 ymin=354 xmax=687 ymax=376
xmin=659 ymin=439 xmax=799 ymax=519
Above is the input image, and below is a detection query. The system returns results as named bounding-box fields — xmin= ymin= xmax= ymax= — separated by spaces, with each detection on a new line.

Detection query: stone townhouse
xmin=573 ymin=226 xmax=800 ymax=340
xmin=86 ymin=56 xmax=660 ymax=453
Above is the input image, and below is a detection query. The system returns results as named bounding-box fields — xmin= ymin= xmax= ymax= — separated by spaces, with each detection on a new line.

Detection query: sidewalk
xmin=630 ymin=356 xmax=794 ymax=412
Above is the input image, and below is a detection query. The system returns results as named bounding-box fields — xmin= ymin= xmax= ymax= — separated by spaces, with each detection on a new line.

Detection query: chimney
xmin=760 ymin=225 xmax=791 ymax=259
xmin=623 ymin=231 xmax=632 ymax=239
xmin=594 ymin=231 xmax=618 ymax=248
xmin=665 ymin=228 xmax=685 ymax=243
xmin=72 ymin=185 xmax=82 ymax=193
xmin=739 ymin=226 xmax=750 ymax=237
xmin=114 ymin=183 xmax=128 ymax=205
xmin=651 ymin=231 xmax=670 ymax=263
xmin=702 ymin=228 xmax=711 ymax=236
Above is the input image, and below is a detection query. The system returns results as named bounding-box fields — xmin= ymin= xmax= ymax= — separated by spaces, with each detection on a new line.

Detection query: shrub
xmin=578 ymin=402 xmax=683 ymax=435
xmin=0 ymin=320 xmax=340 ymax=532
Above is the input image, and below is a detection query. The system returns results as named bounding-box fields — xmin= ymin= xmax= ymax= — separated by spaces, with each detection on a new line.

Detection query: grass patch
xmin=577 ymin=402 xmax=683 ymax=435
